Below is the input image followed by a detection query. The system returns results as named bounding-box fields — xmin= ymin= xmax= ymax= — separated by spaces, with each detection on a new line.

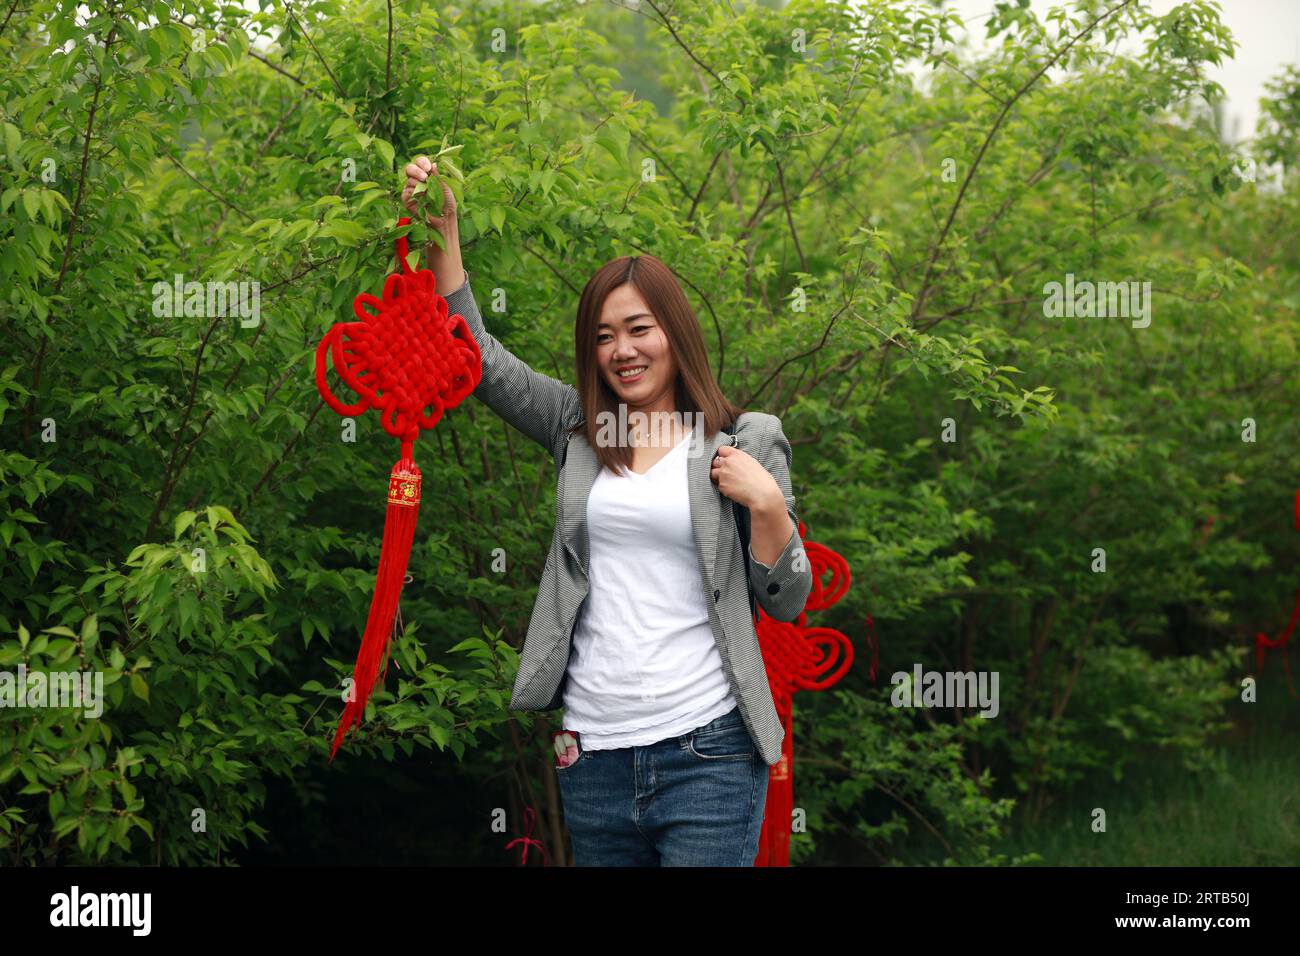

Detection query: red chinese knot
xmin=314 ymin=217 xmax=482 ymax=761
xmin=753 ymin=520 xmax=858 ymax=866
xmin=315 ymin=219 xmax=480 ymax=447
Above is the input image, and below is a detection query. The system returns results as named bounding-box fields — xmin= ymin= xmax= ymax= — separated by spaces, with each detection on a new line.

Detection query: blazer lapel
xmin=561 ymin=431 xmax=599 ymax=575
xmin=689 ymin=425 xmax=730 ymax=588
xmin=562 ymin=424 xmax=731 ymax=586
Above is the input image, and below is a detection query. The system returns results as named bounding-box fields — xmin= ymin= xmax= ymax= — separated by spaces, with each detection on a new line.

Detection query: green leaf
xmin=80 ymin=614 xmax=98 ymax=650
xmin=428 ymin=723 xmax=450 ymax=750
xmin=319 ymin=219 xmax=368 ymax=247
xmin=3 ymin=122 xmax=21 ymax=169
xmin=435 ymin=156 xmax=464 ymax=184
xmin=595 ymin=126 xmax=631 ymax=168
xmin=129 ymin=674 xmax=150 ymax=703
xmin=174 ymin=510 xmax=197 ymax=539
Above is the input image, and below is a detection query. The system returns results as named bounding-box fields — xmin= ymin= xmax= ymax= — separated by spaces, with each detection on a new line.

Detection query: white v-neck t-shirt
xmin=561 ymin=429 xmax=737 ymax=749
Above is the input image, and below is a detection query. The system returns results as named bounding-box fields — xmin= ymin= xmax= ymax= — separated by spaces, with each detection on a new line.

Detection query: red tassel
xmin=329 ymin=452 xmax=422 ymax=762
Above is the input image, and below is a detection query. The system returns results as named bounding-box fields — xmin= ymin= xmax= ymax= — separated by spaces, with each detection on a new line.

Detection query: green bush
xmin=2 ymin=0 xmax=1295 ymax=864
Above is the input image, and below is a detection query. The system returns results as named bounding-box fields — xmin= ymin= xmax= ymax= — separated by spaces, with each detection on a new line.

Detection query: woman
xmin=403 ymin=155 xmax=813 ymax=866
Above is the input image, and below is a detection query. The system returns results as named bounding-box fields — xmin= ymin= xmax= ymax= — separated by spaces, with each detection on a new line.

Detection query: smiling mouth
xmin=616 ymin=366 xmax=647 ymax=380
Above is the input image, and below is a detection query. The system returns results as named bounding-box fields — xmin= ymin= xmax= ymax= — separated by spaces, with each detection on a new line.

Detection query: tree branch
xmin=910 ymin=0 xmax=1139 ymax=322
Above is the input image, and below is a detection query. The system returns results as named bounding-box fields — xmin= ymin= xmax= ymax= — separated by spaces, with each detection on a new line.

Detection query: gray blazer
xmin=443 ymin=273 xmax=813 ymax=766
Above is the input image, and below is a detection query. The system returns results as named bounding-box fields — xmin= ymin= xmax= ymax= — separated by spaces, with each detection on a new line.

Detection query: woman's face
xmin=594 ymin=283 xmax=678 ymax=415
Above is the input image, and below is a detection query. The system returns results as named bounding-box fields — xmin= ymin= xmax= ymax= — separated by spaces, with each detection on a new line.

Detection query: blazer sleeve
xmin=745 ymin=414 xmax=813 ymax=623
xmin=442 ymin=270 xmax=581 ymax=456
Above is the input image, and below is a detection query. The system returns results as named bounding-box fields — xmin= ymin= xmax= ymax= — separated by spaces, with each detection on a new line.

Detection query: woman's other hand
xmin=710 ymin=443 xmax=784 ymax=513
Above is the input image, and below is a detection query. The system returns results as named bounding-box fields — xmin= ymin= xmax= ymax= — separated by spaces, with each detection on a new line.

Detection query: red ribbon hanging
xmin=504 ymin=807 xmax=549 ymax=866
xmin=315 ymin=216 xmax=482 ymax=761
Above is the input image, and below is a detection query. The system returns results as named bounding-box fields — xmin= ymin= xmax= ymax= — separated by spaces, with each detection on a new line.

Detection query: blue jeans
xmin=555 ymin=706 xmax=769 ymax=866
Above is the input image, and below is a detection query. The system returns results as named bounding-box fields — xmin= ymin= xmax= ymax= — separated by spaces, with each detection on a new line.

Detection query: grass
xmin=990 ymin=673 xmax=1300 ymax=866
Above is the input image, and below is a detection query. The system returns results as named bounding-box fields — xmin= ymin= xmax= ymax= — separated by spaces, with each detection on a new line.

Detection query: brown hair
xmin=566 ymin=254 xmax=744 ymax=474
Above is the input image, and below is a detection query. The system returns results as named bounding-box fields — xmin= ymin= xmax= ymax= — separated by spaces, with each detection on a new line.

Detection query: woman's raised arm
xmin=404 ymin=155 xmax=580 ymax=456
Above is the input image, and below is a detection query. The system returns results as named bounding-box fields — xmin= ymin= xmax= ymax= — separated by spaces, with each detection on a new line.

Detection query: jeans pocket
xmin=687 ymin=721 xmax=755 ymax=761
